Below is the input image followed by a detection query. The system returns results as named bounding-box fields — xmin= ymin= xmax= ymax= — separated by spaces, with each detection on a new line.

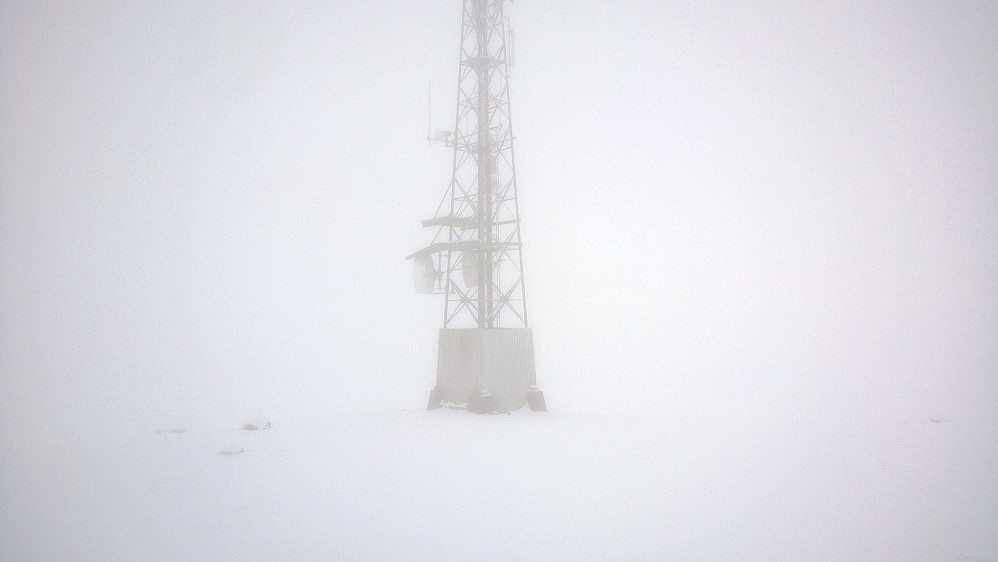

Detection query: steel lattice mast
xmin=408 ymin=0 xmax=545 ymax=413
xmin=410 ymin=0 xmax=526 ymax=329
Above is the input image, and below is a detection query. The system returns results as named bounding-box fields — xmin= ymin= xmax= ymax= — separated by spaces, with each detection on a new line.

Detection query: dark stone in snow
xmin=241 ymin=418 xmax=271 ymax=431
xmin=156 ymin=427 xmax=186 ymax=434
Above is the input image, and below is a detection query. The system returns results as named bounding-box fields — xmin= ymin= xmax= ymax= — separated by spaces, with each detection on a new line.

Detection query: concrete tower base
xmin=427 ymin=328 xmax=546 ymax=413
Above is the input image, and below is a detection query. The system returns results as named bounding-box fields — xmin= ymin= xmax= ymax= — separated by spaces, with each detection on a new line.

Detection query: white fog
xmin=1 ymin=1 xmax=996 ymax=560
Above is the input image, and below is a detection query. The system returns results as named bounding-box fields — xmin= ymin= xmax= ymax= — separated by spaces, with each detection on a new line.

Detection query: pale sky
xmin=1 ymin=0 xmax=996 ymax=437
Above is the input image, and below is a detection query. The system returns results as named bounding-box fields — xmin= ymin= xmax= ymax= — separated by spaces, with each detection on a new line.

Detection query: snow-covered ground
xmin=3 ymin=407 xmax=995 ymax=561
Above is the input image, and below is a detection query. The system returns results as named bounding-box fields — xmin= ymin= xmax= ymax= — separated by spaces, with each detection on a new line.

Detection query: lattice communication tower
xmin=408 ymin=0 xmax=545 ymax=413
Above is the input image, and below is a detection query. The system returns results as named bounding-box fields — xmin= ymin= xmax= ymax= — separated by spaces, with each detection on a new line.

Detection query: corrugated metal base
xmin=429 ymin=328 xmax=540 ymax=413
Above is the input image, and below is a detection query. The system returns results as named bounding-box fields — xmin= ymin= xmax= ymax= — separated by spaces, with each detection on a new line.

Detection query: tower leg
xmin=427 ymin=387 xmax=444 ymax=410
xmin=526 ymin=387 xmax=547 ymax=411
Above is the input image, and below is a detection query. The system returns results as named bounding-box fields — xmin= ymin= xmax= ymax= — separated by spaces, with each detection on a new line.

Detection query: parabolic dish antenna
xmin=413 ymin=255 xmax=438 ymax=293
